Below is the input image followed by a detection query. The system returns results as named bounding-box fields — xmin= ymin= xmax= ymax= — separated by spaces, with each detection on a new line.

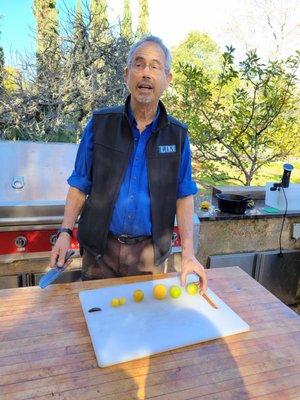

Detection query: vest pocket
xmin=94 ymin=142 xmax=127 ymax=153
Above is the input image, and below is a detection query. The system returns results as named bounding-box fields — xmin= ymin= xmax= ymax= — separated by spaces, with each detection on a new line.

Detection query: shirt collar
xmin=127 ymin=104 xmax=160 ymax=133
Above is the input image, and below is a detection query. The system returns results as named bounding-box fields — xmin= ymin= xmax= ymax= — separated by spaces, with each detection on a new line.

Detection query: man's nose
xmin=142 ymin=65 xmax=152 ymax=78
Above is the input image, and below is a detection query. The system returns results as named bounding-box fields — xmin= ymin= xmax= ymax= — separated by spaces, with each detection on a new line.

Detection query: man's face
xmin=125 ymin=41 xmax=172 ymax=106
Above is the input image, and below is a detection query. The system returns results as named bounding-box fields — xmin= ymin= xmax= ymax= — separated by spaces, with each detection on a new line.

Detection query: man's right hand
xmin=50 ymin=233 xmax=72 ymax=268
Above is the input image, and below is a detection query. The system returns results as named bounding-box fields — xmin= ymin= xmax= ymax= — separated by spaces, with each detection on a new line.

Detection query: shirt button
xmin=128 ymin=215 xmax=132 ymax=219
xmin=133 ymin=176 xmax=137 ymax=180
xmin=130 ymin=195 xmax=134 ymax=200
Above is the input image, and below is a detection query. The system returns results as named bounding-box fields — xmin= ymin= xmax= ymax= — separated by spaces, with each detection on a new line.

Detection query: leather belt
xmin=108 ymin=232 xmax=151 ymax=245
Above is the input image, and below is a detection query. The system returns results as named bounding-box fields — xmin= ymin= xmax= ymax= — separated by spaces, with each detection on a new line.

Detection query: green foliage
xmin=90 ymin=0 xmax=110 ymax=43
xmin=121 ymin=0 xmax=133 ymax=40
xmin=167 ymin=46 xmax=300 ymax=185
xmin=33 ymin=0 xmax=60 ymax=68
xmin=171 ymin=31 xmax=222 ymax=78
xmin=0 ymin=2 xmax=133 ymax=142
xmin=0 ymin=46 xmax=4 ymax=90
xmin=136 ymin=0 xmax=149 ymax=38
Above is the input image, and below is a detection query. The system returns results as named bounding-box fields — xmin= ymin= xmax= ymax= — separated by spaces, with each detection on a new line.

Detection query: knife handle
xmin=55 ymin=249 xmax=75 ymax=268
xmin=39 ymin=250 xmax=75 ymax=289
xmin=202 ymin=292 xmax=218 ymax=309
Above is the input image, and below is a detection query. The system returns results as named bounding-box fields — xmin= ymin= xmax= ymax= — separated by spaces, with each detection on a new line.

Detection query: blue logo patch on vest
xmin=158 ymin=145 xmax=176 ymax=154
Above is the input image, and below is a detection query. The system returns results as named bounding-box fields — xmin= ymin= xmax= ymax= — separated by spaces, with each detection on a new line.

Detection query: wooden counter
xmin=0 ymin=267 xmax=299 ymax=400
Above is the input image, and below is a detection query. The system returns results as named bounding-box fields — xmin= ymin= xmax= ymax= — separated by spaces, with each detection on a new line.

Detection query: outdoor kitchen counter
xmin=1 ymin=267 xmax=300 ymax=400
xmin=198 ymin=199 xmax=300 ymax=221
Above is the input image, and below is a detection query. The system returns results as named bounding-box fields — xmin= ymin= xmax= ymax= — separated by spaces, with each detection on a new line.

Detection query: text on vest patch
xmin=158 ymin=145 xmax=176 ymax=154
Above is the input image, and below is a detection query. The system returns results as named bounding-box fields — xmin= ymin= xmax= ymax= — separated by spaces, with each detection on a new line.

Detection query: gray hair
xmin=127 ymin=35 xmax=172 ymax=74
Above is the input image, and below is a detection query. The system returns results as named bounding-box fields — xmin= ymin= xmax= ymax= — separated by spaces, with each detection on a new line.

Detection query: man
xmin=50 ymin=35 xmax=207 ymax=292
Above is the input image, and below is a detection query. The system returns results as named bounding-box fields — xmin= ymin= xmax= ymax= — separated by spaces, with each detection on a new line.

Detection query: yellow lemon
xmin=119 ymin=297 xmax=126 ymax=305
xmin=169 ymin=285 xmax=181 ymax=299
xmin=111 ymin=298 xmax=120 ymax=307
xmin=133 ymin=289 xmax=144 ymax=302
xmin=186 ymin=282 xmax=199 ymax=296
xmin=153 ymin=284 xmax=167 ymax=300
xmin=200 ymin=200 xmax=211 ymax=210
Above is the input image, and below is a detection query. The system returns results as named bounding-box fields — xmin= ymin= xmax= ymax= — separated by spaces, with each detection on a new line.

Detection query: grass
xmin=193 ymin=157 xmax=300 ymax=192
xmin=251 ymin=158 xmax=300 ymax=185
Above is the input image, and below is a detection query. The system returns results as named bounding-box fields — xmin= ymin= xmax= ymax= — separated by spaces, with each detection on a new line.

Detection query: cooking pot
xmin=216 ymin=193 xmax=250 ymax=214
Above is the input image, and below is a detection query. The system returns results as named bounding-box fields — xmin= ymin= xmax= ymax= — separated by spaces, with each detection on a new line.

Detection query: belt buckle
xmin=117 ymin=234 xmax=130 ymax=244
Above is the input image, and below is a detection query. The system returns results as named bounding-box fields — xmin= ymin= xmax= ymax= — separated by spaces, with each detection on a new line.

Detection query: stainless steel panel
xmin=207 ymin=252 xmax=257 ymax=277
xmin=0 ymin=140 xmax=78 ymax=204
xmin=0 ymin=216 xmax=63 ymax=226
xmin=0 ymin=204 xmax=64 ymax=218
xmin=255 ymin=250 xmax=300 ymax=305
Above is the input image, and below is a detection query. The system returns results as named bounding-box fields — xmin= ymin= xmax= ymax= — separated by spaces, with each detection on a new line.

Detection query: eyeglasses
xmin=130 ymin=59 xmax=165 ymax=73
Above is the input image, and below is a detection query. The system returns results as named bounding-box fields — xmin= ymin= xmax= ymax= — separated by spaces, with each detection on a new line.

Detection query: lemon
xmin=186 ymin=282 xmax=198 ymax=295
xmin=153 ymin=284 xmax=167 ymax=300
xmin=111 ymin=298 xmax=120 ymax=307
xmin=119 ymin=297 xmax=126 ymax=305
xmin=200 ymin=200 xmax=211 ymax=210
xmin=169 ymin=285 xmax=181 ymax=299
xmin=133 ymin=289 xmax=144 ymax=302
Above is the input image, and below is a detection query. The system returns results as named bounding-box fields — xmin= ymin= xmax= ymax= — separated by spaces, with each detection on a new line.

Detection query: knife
xmin=202 ymin=292 xmax=218 ymax=309
xmin=39 ymin=250 xmax=75 ymax=289
xmin=194 ymin=281 xmax=218 ymax=309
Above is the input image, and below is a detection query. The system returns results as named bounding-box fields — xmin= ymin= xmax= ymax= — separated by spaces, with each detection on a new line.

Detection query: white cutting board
xmin=79 ymin=275 xmax=249 ymax=367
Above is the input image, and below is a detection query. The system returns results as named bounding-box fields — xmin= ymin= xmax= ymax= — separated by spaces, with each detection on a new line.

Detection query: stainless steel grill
xmin=0 ymin=140 xmax=81 ymax=288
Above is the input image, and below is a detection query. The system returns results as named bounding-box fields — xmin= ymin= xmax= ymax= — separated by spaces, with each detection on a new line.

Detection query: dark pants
xmin=81 ymin=236 xmax=163 ymax=280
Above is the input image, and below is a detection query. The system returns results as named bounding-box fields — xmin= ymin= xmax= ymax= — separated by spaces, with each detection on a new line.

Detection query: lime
xmin=169 ymin=285 xmax=181 ymax=299
xmin=111 ymin=298 xmax=120 ymax=307
xmin=119 ymin=297 xmax=126 ymax=305
xmin=153 ymin=284 xmax=167 ymax=300
xmin=133 ymin=289 xmax=144 ymax=302
xmin=186 ymin=282 xmax=198 ymax=296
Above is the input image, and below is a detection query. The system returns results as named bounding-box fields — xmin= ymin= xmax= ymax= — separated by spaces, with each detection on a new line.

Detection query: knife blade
xmin=39 ymin=249 xmax=75 ymax=289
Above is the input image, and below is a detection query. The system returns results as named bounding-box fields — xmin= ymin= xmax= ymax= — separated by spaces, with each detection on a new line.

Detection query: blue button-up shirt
xmin=68 ymin=107 xmax=198 ymax=236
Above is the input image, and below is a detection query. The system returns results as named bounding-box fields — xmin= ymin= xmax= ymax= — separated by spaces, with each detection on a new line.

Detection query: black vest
xmin=77 ymin=96 xmax=187 ymax=265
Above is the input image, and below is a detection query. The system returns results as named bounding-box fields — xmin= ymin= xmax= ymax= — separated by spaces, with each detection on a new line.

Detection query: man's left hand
xmin=180 ymin=255 xmax=208 ymax=294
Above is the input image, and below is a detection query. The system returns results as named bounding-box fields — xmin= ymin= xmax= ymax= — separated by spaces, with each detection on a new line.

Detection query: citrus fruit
xmin=169 ymin=285 xmax=181 ymax=299
xmin=186 ymin=282 xmax=198 ymax=295
xmin=119 ymin=297 xmax=126 ymax=305
xmin=200 ymin=200 xmax=211 ymax=210
xmin=153 ymin=284 xmax=167 ymax=300
xmin=111 ymin=298 xmax=120 ymax=307
xmin=133 ymin=289 xmax=144 ymax=302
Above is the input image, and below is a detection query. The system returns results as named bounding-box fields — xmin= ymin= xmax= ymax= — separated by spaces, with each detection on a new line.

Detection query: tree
xmin=0 ymin=2 xmax=133 ymax=142
xmin=164 ymin=31 xmax=223 ymax=123
xmin=120 ymin=0 xmax=133 ymax=40
xmin=33 ymin=0 xmax=60 ymax=74
xmin=136 ymin=0 xmax=149 ymax=38
xmin=0 ymin=17 xmax=4 ymax=92
xmin=90 ymin=0 xmax=109 ymax=43
xmin=223 ymin=0 xmax=300 ymax=61
xmin=170 ymin=31 xmax=222 ymax=86
xmin=74 ymin=0 xmax=85 ymax=45
xmin=169 ymin=47 xmax=300 ymax=185
xmin=0 ymin=46 xmax=4 ymax=92
xmin=2 ymin=66 xmax=21 ymax=92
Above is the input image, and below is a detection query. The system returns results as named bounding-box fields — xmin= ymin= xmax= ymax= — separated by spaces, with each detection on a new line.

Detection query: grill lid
xmin=0 ymin=140 xmax=78 ymax=225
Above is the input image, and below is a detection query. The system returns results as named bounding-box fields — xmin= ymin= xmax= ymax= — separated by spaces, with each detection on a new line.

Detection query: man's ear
xmin=124 ymin=67 xmax=129 ymax=83
xmin=166 ymin=72 xmax=173 ymax=88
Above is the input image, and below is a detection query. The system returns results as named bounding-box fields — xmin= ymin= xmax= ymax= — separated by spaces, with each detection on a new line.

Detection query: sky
xmin=0 ymin=0 xmax=299 ymax=66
